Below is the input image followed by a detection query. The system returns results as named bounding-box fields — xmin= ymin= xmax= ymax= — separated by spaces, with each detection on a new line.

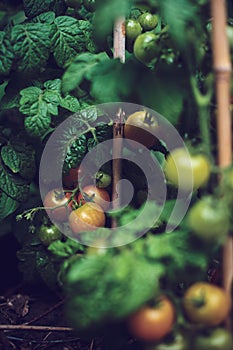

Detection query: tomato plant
xmin=183 ymin=282 xmax=232 ymax=326
xmin=68 ymin=202 xmax=105 ymax=234
xmin=127 ymin=296 xmax=175 ymax=341
xmin=0 ymin=0 xmax=232 ymax=349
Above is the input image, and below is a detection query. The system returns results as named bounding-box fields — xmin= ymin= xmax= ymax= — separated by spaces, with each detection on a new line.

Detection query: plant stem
xmin=190 ymin=75 xmax=212 ymax=158
xmin=111 ymin=109 xmax=124 ymax=229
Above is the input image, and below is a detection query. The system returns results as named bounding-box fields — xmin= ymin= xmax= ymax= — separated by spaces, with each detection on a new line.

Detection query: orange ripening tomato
xmin=68 ymin=202 xmax=106 ymax=234
xmin=127 ymin=296 xmax=175 ymax=341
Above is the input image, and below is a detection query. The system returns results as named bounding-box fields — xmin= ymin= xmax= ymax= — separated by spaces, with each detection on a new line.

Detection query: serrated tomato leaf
xmin=0 ymin=31 xmax=14 ymax=75
xmin=11 ymin=22 xmax=51 ymax=72
xmin=0 ymin=191 xmax=19 ymax=221
xmin=0 ymin=159 xmax=30 ymax=202
xmin=1 ymin=141 xmax=36 ymax=180
xmin=23 ymin=0 xmax=66 ymax=19
xmin=51 ymin=17 xmax=92 ymax=67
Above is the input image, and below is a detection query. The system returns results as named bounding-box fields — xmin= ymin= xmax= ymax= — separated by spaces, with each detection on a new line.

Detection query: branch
xmin=0 ymin=325 xmax=73 ymax=332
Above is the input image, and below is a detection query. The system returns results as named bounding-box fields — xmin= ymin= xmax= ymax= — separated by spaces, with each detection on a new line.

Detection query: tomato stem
xmin=190 ymin=75 xmax=212 ymax=159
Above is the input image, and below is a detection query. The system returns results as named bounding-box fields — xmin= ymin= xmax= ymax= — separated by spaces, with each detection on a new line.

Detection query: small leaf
xmin=48 ymin=239 xmax=84 ymax=258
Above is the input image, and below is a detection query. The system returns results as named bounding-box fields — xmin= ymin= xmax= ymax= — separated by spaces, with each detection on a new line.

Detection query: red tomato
xmin=77 ymin=185 xmax=110 ymax=211
xmin=68 ymin=203 xmax=105 ymax=234
xmin=43 ymin=188 xmax=72 ymax=222
xmin=127 ymin=296 xmax=175 ymax=341
xmin=63 ymin=166 xmax=92 ymax=189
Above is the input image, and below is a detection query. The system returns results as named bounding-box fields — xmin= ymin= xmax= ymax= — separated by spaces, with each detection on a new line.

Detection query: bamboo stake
xmin=210 ymin=0 xmax=233 ymax=329
xmin=113 ymin=17 xmax=126 ymax=63
xmin=111 ymin=18 xmax=126 ymax=228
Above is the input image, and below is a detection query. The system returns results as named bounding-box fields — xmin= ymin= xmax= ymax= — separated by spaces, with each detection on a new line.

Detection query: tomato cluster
xmin=42 ymin=166 xmax=111 ymax=241
xmin=126 ymin=8 xmax=159 ymax=64
xmin=126 ymin=282 xmax=232 ymax=349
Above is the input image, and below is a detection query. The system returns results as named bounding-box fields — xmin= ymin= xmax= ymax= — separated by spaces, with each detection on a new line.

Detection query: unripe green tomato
xmin=138 ymin=12 xmax=158 ymax=31
xmin=164 ymin=148 xmax=211 ymax=191
xmin=95 ymin=171 xmax=112 ymax=188
xmin=133 ymin=32 xmax=158 ymax=64
xmin=187 ymin=196 xmax=230 ymax=242
xmin=38 ymin=224 xmax=63 ymax=246
xmin=126 ymin=19 xmax=142 ymax=41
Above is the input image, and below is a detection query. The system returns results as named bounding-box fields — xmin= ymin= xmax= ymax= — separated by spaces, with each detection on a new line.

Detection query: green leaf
xmin=0 ymin=159 xmax=30 ymax=202
xmin=48 ymin=238 xmax=84 ymax=258
xmin=0 ymin=31 xmax=14 ymax=75
xmin=63 ymin=134 xmax=87 ymax=173
xmin=158 ymin=0 xmax=197 ymax=49
xmin=11 ymin=22 xmax=51 ymax=72
xmin=19 ymin=80 xmax=63 ymax=137
xmin=138 ymin=65 xmax=186 ymax=124
xmin=23 ymin=0 xmax=66 ymax=18
xmin=32 ymin=11 xmax=56 ymax=24
xmin=60 ymin=95 xmax=80 ymax=112
xmin=61 ymin=52 xmax=109 ymax=94
xmin=0 ymin=191 xmax=19 ymax=221
xmin=51 ymin=17 xmax=92 ymax=67
xmin=1 ymin=141 xmax=36 ymax=180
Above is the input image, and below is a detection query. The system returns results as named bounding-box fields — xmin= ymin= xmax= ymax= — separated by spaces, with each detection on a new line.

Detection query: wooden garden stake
xmin=111 ymin=18 xmax=126 ymax=228
xmin=210 ymin=0 xmax=233 ymax=329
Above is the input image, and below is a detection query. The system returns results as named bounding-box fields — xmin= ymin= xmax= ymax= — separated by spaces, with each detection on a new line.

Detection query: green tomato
xmin=126 ymin=19 xmax=142 ymax=41
xmin=187 ymin=196 xmax=230 ymax=242
xmin=133 ymin=32 xmax=158 ymax=64
xmin=193 ymin=328 xmax=233 ymax=350
xmin=138 ymin=12 xmax=158 ymax=31
xmin=164 ymin=148 xmax=211 ymax=191
xmin=38 ymin=224 xmax=63 ymax=246
xmin=95 ymin=171 xmax=112 ymax=188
